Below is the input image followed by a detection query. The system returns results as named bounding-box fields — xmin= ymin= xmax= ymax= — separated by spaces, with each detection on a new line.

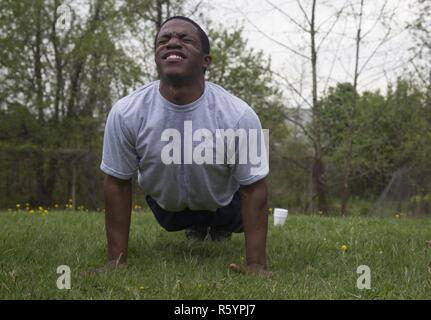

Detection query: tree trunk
xmin=51 ymin=0 xmax=63 ymax=123
xmin=310 ymin=0 xmax=329 ymax=215
xmin=313 ymin=152 xmax=329 ymax=215
xmin=308 ymin=161 xmax=314 ymax=213
xmin=34 ymin=0 xmax=44 ymax=122
xmin=156 ymin=0 xmax=164 ymax=31
xmin=340 ymin=0 xmax=364 ymax=216
xmin=71 ymin=160 xmax=76 ymax=210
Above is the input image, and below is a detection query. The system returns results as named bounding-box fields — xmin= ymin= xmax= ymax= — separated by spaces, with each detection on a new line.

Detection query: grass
xmin=0 ymin=209 xmax=430 ymax=299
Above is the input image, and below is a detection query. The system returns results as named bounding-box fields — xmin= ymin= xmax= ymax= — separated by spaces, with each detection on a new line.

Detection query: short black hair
xmin=154 ymin=16 xmax=210 ymax=54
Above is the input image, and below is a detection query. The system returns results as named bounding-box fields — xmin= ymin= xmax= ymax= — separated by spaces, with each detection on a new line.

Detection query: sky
xmin=200 ymin=0 xmax=419 ymax=105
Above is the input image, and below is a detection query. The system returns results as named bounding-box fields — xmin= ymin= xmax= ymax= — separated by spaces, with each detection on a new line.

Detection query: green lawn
xmin=0 ymin=210 xmax=430 ymax=299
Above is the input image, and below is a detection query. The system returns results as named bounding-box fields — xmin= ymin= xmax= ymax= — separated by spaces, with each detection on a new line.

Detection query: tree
xmin=0 ymin=0 xmax=144 ymax=206
xmin=321 ymin=78 xmax=431 ymax=204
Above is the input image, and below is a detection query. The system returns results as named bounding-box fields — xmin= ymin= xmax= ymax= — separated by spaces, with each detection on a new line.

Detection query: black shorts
xmin=145 ymin=191 xmax=243 ymax=233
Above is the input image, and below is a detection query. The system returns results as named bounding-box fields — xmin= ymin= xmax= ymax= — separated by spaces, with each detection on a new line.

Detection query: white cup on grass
xmin=273 ymin=208 xmax=288 ymax=226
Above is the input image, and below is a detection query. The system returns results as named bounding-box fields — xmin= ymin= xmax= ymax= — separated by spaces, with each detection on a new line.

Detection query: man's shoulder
xmin=205 ymin=81 xmax=259 ymax=125
xmin=206 ymin=81 xmax=249 ymax=108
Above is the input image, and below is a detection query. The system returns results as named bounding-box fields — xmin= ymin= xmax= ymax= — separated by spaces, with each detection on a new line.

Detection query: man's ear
xmin=203 ymin=54 xmax=212 ymax=71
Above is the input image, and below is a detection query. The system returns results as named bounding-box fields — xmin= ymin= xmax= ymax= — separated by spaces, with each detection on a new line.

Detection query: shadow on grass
xmin=126 ymin=230 xmax=245 ymax=271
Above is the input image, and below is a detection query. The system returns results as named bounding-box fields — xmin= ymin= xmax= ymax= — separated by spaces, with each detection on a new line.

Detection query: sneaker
xmin=185 ymin=226 xmax=209 ymax=241
xmin=208 ymin=228 xmax=232 ymax=241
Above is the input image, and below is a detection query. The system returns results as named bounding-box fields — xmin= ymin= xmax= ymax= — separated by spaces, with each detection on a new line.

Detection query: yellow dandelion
xmin=16 ymin=204 xmax=21 ymax=209
xmin=395 ymin=214 xmax=400 ymax=219
xmin=341 ymin=245 xmax=348 ymax=252
xmin=54 ymin=204 xmax=59 ymax=208
xmin=38 ymin=206 xmax=43 ymax=211
xmin=69 ymin=199 xmax=73 ymax=203
xmin=139 ymin=286 xmax=145 ymax=290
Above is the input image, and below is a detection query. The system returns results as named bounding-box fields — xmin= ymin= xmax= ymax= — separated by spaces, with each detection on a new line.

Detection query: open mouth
xmin=162 ymin=51 xmax=186 ymax=62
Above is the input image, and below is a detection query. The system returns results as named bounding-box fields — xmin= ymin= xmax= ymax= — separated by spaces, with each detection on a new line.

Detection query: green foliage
xmin=320 ymin=79 xmax=431 ymax=203
xmin=0 ymin=0 xmax=145 ymax=207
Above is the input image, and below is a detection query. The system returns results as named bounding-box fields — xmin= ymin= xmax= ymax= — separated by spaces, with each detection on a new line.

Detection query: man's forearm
xmin=240 ymin=179 xmax=268 ymax=268
xmin=103 ymin=175 xmax=132 ymax=265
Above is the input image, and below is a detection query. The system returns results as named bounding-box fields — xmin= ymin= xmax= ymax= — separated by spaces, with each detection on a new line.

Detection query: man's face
xmin=155 ymin=19 xmax=211 ymax=83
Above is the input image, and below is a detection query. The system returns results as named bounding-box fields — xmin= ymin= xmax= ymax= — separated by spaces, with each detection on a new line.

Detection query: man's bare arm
xmin=229 ymin=178 xmax=271 ymax=275
xmin=103 ymin=174 xmax=132 ymax=267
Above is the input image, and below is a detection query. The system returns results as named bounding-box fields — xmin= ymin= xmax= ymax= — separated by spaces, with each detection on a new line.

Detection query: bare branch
xmin=357 ymin=56 xmax=417 ymax=90
xmin=358 ymin=28 xmax=393 ymax=75
xmin=316 ymin=4 xmax=347 ymax=52
xmin=353 ymin=0 xmax=365 ymax=88
xmin=361 ymin=0 xmax=389 ymax=40
xmin=265 ymin=0 xmax=310 ymax=32
xmin=323 ymin=17 xmax=348 ymax=93
xmin=295 ymin=0 xmax=311 ymax=26
xmin=188 ymin=0 xmax=203 ymax=17
xmin=235 ymin=4 xmax=310 ymax=60
xmin=283 ymin=111 xmax=317 ymax=151
xmin=276 ymin=152 xmax=311 ymax=171
xmin=270 ymin=69 xmax=313 ymax=108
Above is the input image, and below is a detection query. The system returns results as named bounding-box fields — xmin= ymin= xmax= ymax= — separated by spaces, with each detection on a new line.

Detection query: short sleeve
xmin=100 ymin=101 xmax=139 ymax=180
xmin=230 ymin=108 xmax=269 ymax=185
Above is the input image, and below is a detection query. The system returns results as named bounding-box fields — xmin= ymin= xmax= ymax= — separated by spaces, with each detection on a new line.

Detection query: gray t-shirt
xmin=100 ymin=80 xmax=269 ymax=211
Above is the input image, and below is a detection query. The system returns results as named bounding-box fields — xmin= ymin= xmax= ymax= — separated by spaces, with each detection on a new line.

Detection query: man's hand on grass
xmin=229 ymin=263 xmax=273 ymax=277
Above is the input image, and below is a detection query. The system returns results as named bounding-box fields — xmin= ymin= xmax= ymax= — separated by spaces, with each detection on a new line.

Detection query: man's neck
xmin=159 ymin=78 xmax=205 ymax=105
